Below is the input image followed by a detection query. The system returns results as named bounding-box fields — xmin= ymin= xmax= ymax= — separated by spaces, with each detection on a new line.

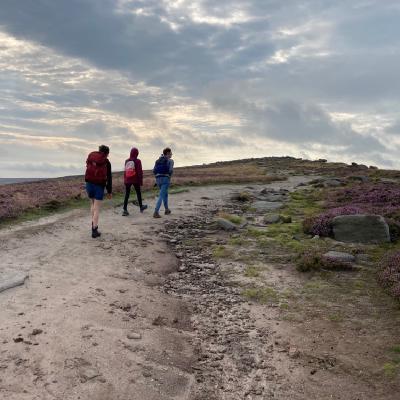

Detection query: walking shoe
xmin=140 ymin=205 xmax=148 ymax=213
xmin=122 ymin=209 xmax=129 ymax=216
xmin=165 ymin=209 xmax=171 ymax=215
xmin=153 ymin=212 xmax=161 ymax=218
xmin=92 ymin=226 xmax=101 ymax=238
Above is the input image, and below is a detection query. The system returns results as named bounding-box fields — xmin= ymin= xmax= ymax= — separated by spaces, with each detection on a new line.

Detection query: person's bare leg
xmin=92 ymin=199 xmax=102 ymax=228
xmin=90 ymin=199 xmax=95 ymax=226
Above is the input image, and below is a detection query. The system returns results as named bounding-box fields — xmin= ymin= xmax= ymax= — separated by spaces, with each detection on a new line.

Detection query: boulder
xmin=263 ymin=214 xmax=281 ymax=224
xmin=253 ymin=201 xmax=283 ymax=212
xmin=323 ymin=251 xmax=355 ymax=263
xmin=216 ymin=218 xmax=237 ymax=231
xmin=332 ymin=215 xmax=390 ymax=244
xmin=324 ymin=179 xmax=343 ymax=187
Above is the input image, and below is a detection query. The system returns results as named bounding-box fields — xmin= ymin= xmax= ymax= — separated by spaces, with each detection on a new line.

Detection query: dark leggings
xmin=123 ymin=184 xmax=143 ymax=210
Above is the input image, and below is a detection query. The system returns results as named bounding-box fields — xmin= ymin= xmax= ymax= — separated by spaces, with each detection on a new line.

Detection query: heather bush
xmin=303 ymin=182 xmax=400 ymax=239
xmin=379 ymin=251 xmax=400 ymax=300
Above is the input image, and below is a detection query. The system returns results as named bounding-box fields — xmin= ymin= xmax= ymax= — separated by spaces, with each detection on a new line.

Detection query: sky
xmin=0 ymin=0 xmax=399 ymax=177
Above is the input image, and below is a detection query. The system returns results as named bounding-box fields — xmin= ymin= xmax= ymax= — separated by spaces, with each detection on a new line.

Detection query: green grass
xmin=228 ymin=236 xmax=248 ymax=246
xmin=390 ymin=346 xmax=400 ymax=354
xmin=218 ymin=212 xmax=242 ymax=225
xmin=242 ymin=287 xmax=280 ymax=304
xmin=212 ymin=245 xmax=233 ymax=258
xmin=283 ymin=189 xmax=323 ymax=217
xmin=383 ymin=362 xmax=399 ymax=378
xmin=244 ymin=266 xmax=261 ymax=277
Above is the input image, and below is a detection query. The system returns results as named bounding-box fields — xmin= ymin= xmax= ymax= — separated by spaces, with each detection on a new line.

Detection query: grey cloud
xmin=386 ymin=121 xmax=400 ymax=136
xmin=73 ymin=120 xmax=137 ymax=140
xmin=207 ymin=86 xmax=387 ymax=155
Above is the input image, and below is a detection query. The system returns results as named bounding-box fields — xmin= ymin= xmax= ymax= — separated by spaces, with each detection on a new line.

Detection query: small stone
xmin=127 ymin=332 xmax=142 ymax=340
xmin=263 ymin=214 xmax=281 ymax=224
xmin=80 ymin=368 xmax=100 ymax=382
xmin=288 ymin=346 xmax=300 ymax=358
xmin=178 ymin=264 xmax=187 ymax=272
xmin=31 ymin=329 xmax=43 ymax=336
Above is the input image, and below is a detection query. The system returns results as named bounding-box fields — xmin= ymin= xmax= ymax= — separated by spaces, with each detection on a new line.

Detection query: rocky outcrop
xmin=332 ymin=215 xmax=390 ymax=244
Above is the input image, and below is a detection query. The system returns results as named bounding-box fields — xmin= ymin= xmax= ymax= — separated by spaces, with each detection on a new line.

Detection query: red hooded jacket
xmin=124 ymin=148 xmax=143 ymax=186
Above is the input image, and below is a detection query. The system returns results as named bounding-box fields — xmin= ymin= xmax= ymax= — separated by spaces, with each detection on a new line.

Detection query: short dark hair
xmin=99 ymin=145 xmax=110 ymax=155
xmin=163 ymin=147 xmax=172 ymax=155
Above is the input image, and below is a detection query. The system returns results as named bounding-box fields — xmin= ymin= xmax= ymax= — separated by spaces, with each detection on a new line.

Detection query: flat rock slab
xmin=0 ymin=272 xmax=29 ymax=293
xmin=253 ymin=201 xmax=283 ymax=212
xmin=323 ymin=251 xmax=355 ymax=263
xmin=264 ymin=214 xmax=281 ymax=224
xmin=332 ymin=214 xmax=390 ymax=244
xmin=216 ymin=218 xmax=237 ymax=231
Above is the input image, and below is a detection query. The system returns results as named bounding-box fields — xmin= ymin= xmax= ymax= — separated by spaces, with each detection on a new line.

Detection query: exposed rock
xmin=355 ymin=254 xmax=371 ymax=263
xmin=348 ymin=175 xmax=369 ymax=183
xmin=323 ymin=179 xmax=343 ymax=187
xmin=323 ymin=251 xmax=355 ymax=263
xmin=263 ymin=214 xmax=281 ymax=224
xmin=80 ymin=367 xmax=100 ymax=383
xmin=332 ymin=215 xmax=390 ymax=244
xmin=261 ymin=193 xmax=287 ymax=202
xmin=216 ymin=218 xmax=237 ymax=231
xmin=252 ymin=201 xmax=283 ymax=212
xmin=0 ymin=273 xmax=29 ymax=293
xmin=127 ymin=332 xmax=142 ymax=340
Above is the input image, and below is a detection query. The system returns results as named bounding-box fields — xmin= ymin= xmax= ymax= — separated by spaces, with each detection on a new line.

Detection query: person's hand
xmin=107 ymin=193 xmax=113 ymax=200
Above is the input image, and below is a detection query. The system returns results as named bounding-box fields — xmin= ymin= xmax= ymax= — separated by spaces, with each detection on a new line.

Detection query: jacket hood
xmin=130 ymin=147 xmax=139 ymax=159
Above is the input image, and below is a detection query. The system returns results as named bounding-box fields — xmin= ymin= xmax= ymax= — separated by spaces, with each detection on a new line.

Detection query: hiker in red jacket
xmin=85 ymin=145 xmax=112 ymax=238
xmin=122 ymin=147 xmax=147 ymax=216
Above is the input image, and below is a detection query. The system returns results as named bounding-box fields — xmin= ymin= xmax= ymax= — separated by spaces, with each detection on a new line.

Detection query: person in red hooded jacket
xmin=122 ymin=147 xmax=147 ymax=216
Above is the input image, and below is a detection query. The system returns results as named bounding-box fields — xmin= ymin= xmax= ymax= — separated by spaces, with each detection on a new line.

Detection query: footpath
xmin=0 ymin=176 xmax=399 ymax=400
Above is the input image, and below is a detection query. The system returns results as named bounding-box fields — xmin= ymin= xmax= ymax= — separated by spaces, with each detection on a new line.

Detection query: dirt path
xmin=0 ymin=176 xmax=399 ymax=400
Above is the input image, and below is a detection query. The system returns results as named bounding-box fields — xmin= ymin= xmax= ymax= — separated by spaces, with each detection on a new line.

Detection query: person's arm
xmin=136 ymin=159 xmax=143 ymax=186
xmin=106 ymin=160 xmax=112 ymax=194
xmin=168 ymin=159 xmax=174 ymax=176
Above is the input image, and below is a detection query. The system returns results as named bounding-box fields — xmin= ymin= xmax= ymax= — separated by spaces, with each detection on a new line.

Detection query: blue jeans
xmin=155 ymin=176 xmax=170 ymax=212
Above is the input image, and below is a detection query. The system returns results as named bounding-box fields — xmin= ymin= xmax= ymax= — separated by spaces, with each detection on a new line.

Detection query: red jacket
xmin=124 ymin=147 xmax=143 ymax=186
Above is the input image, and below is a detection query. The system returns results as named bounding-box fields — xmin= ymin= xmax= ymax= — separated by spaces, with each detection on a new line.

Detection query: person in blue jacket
xmin=153 ymin=147 xmax=174 ymax=218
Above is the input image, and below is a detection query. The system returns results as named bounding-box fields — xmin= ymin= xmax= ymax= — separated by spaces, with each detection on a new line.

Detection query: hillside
xmin=0 ymin=156 xmax=395 ymax=222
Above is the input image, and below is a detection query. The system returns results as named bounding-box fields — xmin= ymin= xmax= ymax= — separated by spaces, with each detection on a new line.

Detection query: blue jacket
xmin=153 ymin=155 xmax=174 ymax=177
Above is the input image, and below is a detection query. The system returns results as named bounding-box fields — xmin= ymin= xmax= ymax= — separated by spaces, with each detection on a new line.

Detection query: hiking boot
xmin=92 ymin=226 xmax=101 ymax=238
xmin=165 ymin=209 xmax=171 ymax=215
xmin=153 ymin=212 xmax=161 ymax=218
xmin=140 ymin=205 xmax=148 ymax=213
xmin=122 ymin=209 xmax=129 ymax=216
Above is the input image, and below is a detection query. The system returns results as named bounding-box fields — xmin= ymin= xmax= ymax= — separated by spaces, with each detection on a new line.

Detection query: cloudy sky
xmin=0 ymin=0 xmax=399 ymax=177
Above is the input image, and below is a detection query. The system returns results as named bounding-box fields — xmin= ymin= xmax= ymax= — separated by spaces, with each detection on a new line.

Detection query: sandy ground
xmin=0 ymin=181 xmax=257 ymax=400
xmin=1 ymin=177 xmax=399 ymax=400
